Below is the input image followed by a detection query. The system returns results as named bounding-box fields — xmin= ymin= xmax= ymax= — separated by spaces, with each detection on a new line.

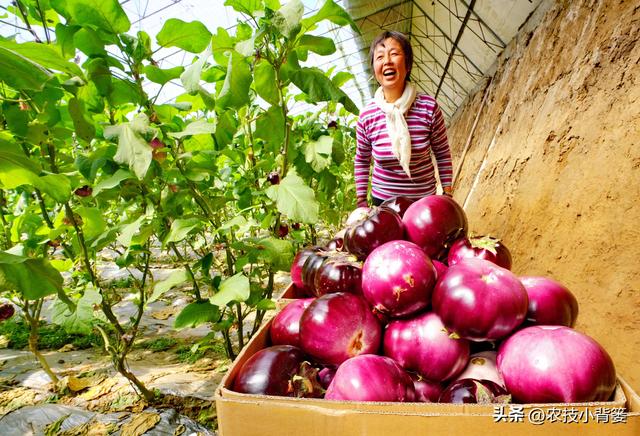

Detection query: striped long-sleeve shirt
xmin=355 ymin=94 xmax=453 ymax=203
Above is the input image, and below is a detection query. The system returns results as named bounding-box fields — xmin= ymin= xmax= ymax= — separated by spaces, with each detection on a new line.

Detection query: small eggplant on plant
xmin=149 ymin=138 xmax=167 ymax=163
xmin=0 ymin=303 xmax=15 ymax=321
xmin=74 ymin=185 xmax=93 ymax=197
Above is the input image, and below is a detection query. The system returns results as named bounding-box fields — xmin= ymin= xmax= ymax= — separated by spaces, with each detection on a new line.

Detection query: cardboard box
xmin=274 ymin=282 xmax=303 ymax=310
xmin=215 ymin=313 xmax=640 ymax=436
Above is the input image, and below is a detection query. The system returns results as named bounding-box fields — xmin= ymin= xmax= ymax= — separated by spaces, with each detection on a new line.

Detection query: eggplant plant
xmin=0 ymin=0 xmax=360 ymax=401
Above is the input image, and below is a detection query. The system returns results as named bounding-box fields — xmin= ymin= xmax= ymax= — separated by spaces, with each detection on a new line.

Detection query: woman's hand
xmin=442 ymin=186 xmax=453 ymax=196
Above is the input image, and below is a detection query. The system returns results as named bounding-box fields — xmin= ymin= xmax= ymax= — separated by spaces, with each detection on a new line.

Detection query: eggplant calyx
xmin=289 ymin=361 xmax=324 ymax=398
xmin=469 ymin=235 xmax=500 ymax=255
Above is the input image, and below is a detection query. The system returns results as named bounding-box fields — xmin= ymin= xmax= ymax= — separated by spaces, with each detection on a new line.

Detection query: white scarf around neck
xmin=374 ymin=82 xmax=417 ymax=177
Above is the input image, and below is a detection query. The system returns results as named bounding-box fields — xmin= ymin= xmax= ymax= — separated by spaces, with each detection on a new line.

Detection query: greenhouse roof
xmin=0 ymin=0 xmax=543 ymax=121
xmin=342 ymin=0 xmax=543 ymax=120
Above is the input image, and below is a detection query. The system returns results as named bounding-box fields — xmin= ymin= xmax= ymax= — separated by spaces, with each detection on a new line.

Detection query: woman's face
xmin=373 ymin=37 xmax=408 ymax=98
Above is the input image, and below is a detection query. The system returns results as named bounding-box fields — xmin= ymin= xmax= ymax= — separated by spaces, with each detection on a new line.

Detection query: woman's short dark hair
xmin=369 ymin=30 xmax=413 ymax=80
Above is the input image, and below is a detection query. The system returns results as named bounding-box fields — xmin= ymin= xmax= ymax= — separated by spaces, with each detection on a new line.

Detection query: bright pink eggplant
xmin=324 ymin=354 xmax=415 ymax=402
xmin=519 ymin=276 xmax=579 ymax=327
xmin=402 ymin=195 xmax=467 ymax=260
xmin=383 ymin=311 xmax=469 ymax=382
xmin=497 ymin=325 xmax=616 ymax=403
xmin=362 ymin=240 xmax=437 ymax=318
xmin=299 ymin=292 xmax=381 ymax=366
xmin=270 ymin=298 xmax=315 ymax=347
xmin=432 ymin=259 xmax=448 ymax=280
xmin=432 ymin=258 xmax=528 ymax=341
xmin=448 ymin=235 xmax=512 ymax=270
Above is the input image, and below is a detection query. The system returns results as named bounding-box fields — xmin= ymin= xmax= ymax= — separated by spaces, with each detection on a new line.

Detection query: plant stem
xmin=33 ymin=189 xmax=75 ymax=259
xmin=221 ymin=328 xmax=236 ymax=360
xmin=274 ymin=66 xmax=291 ymax=178
xmin=170 ymin=242 xmax=202 ymax=301
xmin=235 ymin=302 xmax=244 ymax=349
xmin=113 ymin=244 xmax=156 ymax=403
xmin=23 ymin=299 xmax=59 ymax=385
xmin=172 ymin=155 xmax=236 ymax=275
xmin=33 ymin=0 xmax=51 ymax=43
xmin=251 ymin=269 xmax=274 ymax=336
xmin=0 ymin=190 xmax=11 ymax=250
xmin=14 ymin=0 xmax=41 ymax=43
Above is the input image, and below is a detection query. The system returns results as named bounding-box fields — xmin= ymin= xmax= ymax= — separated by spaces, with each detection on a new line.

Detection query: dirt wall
xmin=447 ymin=0 xmax=640 ymax=392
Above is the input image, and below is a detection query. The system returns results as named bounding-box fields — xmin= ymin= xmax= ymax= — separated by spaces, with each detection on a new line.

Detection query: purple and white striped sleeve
xmin=430 ymin=102 xmax=453 ymax=188
xmin=354 ymin=117 xmax=372 ymax=205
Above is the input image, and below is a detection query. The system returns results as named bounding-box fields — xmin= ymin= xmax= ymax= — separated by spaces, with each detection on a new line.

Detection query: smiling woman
xmin=355 ymin=31 xmax=453 ymax=207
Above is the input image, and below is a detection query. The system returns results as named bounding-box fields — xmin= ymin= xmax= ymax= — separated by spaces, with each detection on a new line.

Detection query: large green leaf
xmin=0 ymin=46 xmax=52 ymax=91
xmin=255 ymin=105 xmax=284 ymax=147
xmin=266 ymin=170 xmax=319 ymax=224
xmin=180 ymin=46 xmax=211 ymax=93
xmin=92 ymin=169 xmax=134 ymax=196
xmin=303 ymin=135 xmax=333 ymax=172
xmin=215 ymin=110 xmax=238 ymax=149
xmin=116 ymin=216 xmax=145 ymax=248
xmin=39 ymin=174 xmax=71 ymax=203
xmin=290 ymin=67 xmax=358 ymax=115
xmin=104 ymin=114 xmax=155 ymax=179
xmin=332 ymin=71 xmax=354 ymax=88
xmin=157 ymin=19 xmax=212 ymax=53
xmin=77 ymin=81 xmax=105 ymax=114
xmin=209 ymin=273 xmax=250 ymax=306
xmin=0 ymin=252 xmax=63 ymax=300
xmin=331 ymin=129 xmax=346 ymax=165
xmin=55 ymin=24 xmax=80 ymax=59
xmin=217 ymin=51 xmax=251 ymax=110
xmin=84 ymin=57 xmax=112 ymax=96
xmin=68 ymin=97 xmax=96 ymax=142
xmin=0 ymin=141 xmax=42 ymax=175
xmin=273 ymin=0 xmax=304 ymax=36
xmin=297 ymin=35 xmax=336 ymax=57
xmin=109 ymin=77 xmax=144 ymax=106
xmin=301 ymin=0 xmax=359 ymax=34
xmin=0 ymin=143 xmax=70 ymax=202
xmin=224 ymin=0 xmax=270 ymax=16
xmin=164 ymin=218 xmax=202 ymax=245
xmin=73 ymin=27 xmax=107 ymax=57
xmin=74 ymin=145 xmax=113 ymax=180
xmin=149 ymin=269 xmax=190 ymax=304
xmin=255 ymin=237 xmax=293 ymax=272
xmin=51 ymin=286 xmax=101 ymax=334
xmin=76 ymin=207 xmax=106 ymax=241
xmin=174 ymin=300 xmax=220 ymax=329
xmin=144 ymin=65 xmax=184 ymax=85
xmin=254 ymin=60 xmax=279 ymax=106
xmin=168 ymin=120 xmax=217 ymax=139
xmin=211 ymin=27 xmax=234 ymax=66
xmin=0 ymin=40 xmax=84 ymax=78
xmin=56 ymin=0 xmax=130 ymax=35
